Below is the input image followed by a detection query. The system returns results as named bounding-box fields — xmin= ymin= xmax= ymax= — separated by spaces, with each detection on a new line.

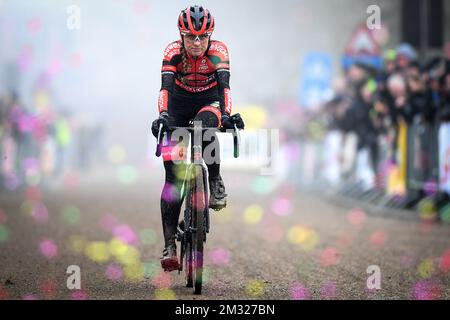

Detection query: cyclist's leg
xmin=195 ymin=103 xmax=221 ymax=178
xmin=160 ymin=121 xmax=190 ymax=248
xmin=194 ymin=103 xmax=227 ymax=209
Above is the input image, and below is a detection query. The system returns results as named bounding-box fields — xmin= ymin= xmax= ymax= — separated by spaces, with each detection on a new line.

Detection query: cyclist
xmin=151 ymin=5 xmax=244 ymax=272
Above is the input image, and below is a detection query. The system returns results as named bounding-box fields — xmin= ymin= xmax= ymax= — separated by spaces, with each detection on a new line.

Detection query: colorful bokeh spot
xmin=439 ymin=249 xmax=450 ymax=273
xmin=114 ymin=244 xmax=140 ymax=266
xmin=32 ymin=202 xmax=49 ymax=223
xmin=143 ymin=261 xmax=159 ymax=279
xmin=108 ymin=238 xmax=128 ymax=258
xmin=411 ymin=280 xmax=441 ymax=300
xmin=105 ymin=263 xmax=123 ymax=281
xmin=370 ymin=230 xmax=387 ymax=248
xmin=347 ymin=208 xmax=367 ymax=227
xmin=18 ymin=45 xmax=33 ymax=71
xmin=70 ymin=290 xmax=88 ymax=300
xmin=62 ymin=206 xmax=80 ymax=225
xmin=246 ymin=280 xmax=265 ymax=298
xmin=417 ymin=258 xmax=435 ymax=279
xmin=27 ymin=18 xmax=42 ymax=34
xmin=243 ymin=205 xmax=263 ymax=225
xmin=69 ymin=235 xmax=87 ymax=253
xmin=25 ymin=186 xmax=42 ymax=202
xmin=307 ymin=121 xmax=326 ymax=140
xmin=202 ymin=268 xmax=211 ymax=284
xmin=47 ymin=56 xmax=62 ymax=77
xmin=287 ymin=225 xmax=319 ymax=250
xmin=154 ymin=288 xmax=176 ymax=300
xmin=139 ymin=228 xmax=156 ymax=246
xmin=238 ymin=105 xmax=267 ymax=129
xmin=24 ymin=157 xmax=41 ymax=186
xmin=320 ymin=281 xmax=338 ymax=299
xmin=250 ymin=176 xmax=275 ymax=195
xmin=0 ymin=225 xmax=10 ymax=243
xmin=173 ymin=163 xmax=191 ymax=182
xmin=320 ymin=247 xmax=340 ymax=267
xmin=210 ymin=248 xmax=231 ymax=265
xmin=423 ymin=181 xmax=438 ymax=197
xmin=55 ymin=118 xmax=71 ymax=147
xmin=117 ymin=165 xmax=137 ymax=185
xmin=418 ymin=198 xmax=438 ymax=221
xmin=0 ymin=285 xmax=9 ymax=300
xmin=113 ymin=224 xmax=137 ymax=245
xmin=440 ymin=204 xmax=450 ymax=223
xmin=39 ymin=279 xmax=57 ymax=299
xmin=85 ymin=241 xmax=110 ymax=263
xmin=124 ymin=262 xmax=144 ymax=282
xmin=69 ymin=53 xmax=83 ymax=68
xmin=108 ymin=145 xmax=126 ymax=164
xmin=152 ymin=272 xmax=173 ymax=289
xmin=39 ymin=239 xmax=58 ymax=259
xmin=5 ymin=174 xmax=20 ymax=191
xmin=291 ymin=283 xmax=310 ymax=300
xmin=161 ymin=183 xmax=179 ymax=203
xmin=271 ymin=197 xmax=292 ymax=216
xmin=418 ymin=221 xmax=435 ymax=234
xmin=108 ymin=145 xmax=127 ymax=164
xmin=284 ymin=142 xmax=301 ymax=163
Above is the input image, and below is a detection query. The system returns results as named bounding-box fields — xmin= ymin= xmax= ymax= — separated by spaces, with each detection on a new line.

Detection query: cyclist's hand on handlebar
xmin=221 ymin=113 xmax=245 ymax=130
xmin=231 ymin=113 xmax=245 ymax=129
xmin=151 ymin=112 xmax=171 ymax=138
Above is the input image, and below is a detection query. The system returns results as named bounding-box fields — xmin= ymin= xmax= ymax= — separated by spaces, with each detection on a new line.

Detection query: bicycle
xmin=155 ymin=120 xmax=240 ymax=294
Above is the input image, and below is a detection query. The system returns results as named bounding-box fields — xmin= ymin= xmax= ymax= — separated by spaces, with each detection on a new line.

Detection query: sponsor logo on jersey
xmin=210 ymin=42 xmax=228 ymax=60
xmin=199 ymin=59 xmax=209 ymax=71
xmin=224 ymin=88 xmax=232 ymax=114
xmin=164 ymin=42 xmax=181 ymax=60
xmin=158 ymin=90 xmax=168 ymax=113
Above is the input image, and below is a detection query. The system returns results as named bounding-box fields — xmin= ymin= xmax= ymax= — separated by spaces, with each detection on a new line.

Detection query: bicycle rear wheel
xmin=192 ymin=165 xmax=206 ymax=294
xmin=185 ymin=239 xmax=193 ymax=288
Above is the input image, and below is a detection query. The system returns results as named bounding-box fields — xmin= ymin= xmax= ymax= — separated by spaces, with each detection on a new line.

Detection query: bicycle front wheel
xmin=192 ymin=165 xmax=206 ymax=294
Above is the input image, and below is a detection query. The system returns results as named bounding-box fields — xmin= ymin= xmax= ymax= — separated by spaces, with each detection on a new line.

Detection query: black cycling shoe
xmin=160 ymin=243 xmax=180 ymax=272
xmin=209 ymin=175 xmax=227 ymax=211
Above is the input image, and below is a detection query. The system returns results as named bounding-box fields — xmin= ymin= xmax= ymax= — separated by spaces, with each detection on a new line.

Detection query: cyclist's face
xmin=183 ymin=34 xmax=209 ymax=57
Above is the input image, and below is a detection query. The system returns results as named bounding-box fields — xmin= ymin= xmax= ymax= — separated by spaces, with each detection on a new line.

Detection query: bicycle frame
xmin=155 ymin=120 xmax=240 ymax=293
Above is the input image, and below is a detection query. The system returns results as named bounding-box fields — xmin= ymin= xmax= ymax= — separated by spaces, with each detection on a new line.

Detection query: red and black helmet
xmin=178 ymin=5 xmax=215 ymax=36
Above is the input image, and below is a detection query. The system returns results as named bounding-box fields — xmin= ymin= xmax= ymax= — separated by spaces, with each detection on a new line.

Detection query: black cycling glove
xmin=221 ymin=113 xmax=245 ymax=130
xmin=151 ymin=112 xmax=171 ymax=138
